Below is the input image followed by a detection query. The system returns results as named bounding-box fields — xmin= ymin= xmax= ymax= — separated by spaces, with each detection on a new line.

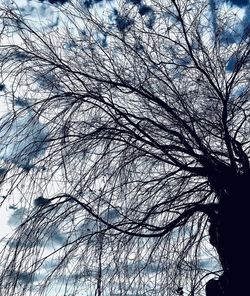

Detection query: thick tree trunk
xmin=206 ymin=174 xmax=250 ymax=295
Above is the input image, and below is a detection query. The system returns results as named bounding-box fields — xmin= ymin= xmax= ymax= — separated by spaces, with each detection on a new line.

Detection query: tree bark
xmin=206 ymin=174 xmax=250 ymax=295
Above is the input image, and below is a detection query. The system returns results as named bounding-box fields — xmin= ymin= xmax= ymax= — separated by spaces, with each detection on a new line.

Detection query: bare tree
xmin=0 ymin=0 xmax=249 ymax=295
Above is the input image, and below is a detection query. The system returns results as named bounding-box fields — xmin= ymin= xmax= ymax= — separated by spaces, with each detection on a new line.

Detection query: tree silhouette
xmin=0 ymin=0 xmax=249 ymax=295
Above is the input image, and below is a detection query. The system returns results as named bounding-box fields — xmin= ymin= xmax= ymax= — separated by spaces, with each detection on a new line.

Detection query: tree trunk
xmin=206 ymin=174 xmax=250 ymax=295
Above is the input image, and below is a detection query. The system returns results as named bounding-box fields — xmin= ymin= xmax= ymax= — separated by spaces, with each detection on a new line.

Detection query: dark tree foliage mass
xmin=0 ymin=0 xmax=250 ymax=295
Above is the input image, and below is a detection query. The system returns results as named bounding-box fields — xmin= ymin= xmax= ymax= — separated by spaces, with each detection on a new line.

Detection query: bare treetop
xmin=0 ymin=0 xmax=249 ymax=295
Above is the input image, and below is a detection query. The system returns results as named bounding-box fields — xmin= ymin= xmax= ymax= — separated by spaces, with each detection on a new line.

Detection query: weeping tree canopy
xmin=0 ymin=0 xmax=249 ymax=295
